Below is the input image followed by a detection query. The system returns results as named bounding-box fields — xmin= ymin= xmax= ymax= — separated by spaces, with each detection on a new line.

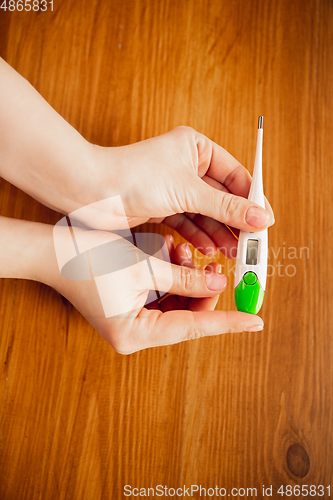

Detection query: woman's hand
xmin=0 ymin=59 xmax=274 ymax=259
xmin=47 ymin=226 xmax=264 ymax=354
xmin=92 ymin=126 xmax=274 ymax=257
xmin=0 ymin=217 xmax=263 ymax=353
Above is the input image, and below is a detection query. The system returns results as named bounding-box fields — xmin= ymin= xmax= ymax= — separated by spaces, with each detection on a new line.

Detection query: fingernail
xmin=245 ymin=324 xmax=264 ymax=332
xmin=245 ymin=207 xmax=269 ymax=228
xmin=185 ymin=244 xmax=192 ymax=259
xmin=205 ymin=271 xmax=227 ymax=291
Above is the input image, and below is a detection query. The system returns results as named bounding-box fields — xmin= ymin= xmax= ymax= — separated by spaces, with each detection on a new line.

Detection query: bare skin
xmin=0 ymin=58 xmax=274 ymax=352
xmin=0 ymin=218 xmax=264 ymax=353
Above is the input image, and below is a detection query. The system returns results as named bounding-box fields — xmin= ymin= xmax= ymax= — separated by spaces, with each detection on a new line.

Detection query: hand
xmin=0 ymin=60 xmax=274 ymax=258
xmin=47 ymin=226 xmax=264 ymax=354
xmin=0 ymin=217 xmax=264 ymax=353
xmin=91 ymin=126 xmax=274 ymax=257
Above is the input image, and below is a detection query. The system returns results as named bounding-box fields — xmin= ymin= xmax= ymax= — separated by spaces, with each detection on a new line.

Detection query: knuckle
xmin=172 ymin=125 xmax=195 ymax=136
xmin=185 ymin=324 xmax=205 ymax=341
xmin=220 ymin=193 xmax=239 ymax=221
xmin=179 ymin=266 xmax=195 ymax=293
xmin=183 ymin=313 xmax=205 ymax=341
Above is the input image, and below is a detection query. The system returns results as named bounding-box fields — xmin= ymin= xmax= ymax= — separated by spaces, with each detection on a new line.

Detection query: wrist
xmin=0 ymin=217 xmax=57 ymax=285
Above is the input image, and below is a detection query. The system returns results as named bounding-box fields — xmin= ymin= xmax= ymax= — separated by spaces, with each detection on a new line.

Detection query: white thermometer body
xmin=234 ymin=117 xmax=268 ymax=314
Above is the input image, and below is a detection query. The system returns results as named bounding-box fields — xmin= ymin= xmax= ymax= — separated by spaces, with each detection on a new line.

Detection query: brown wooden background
xmin=1 ymin=0 xmax=333 ymax=498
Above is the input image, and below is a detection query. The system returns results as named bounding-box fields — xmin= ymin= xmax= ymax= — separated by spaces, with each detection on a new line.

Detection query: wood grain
xmin=1 ymin=0 xmax=333 ymax=498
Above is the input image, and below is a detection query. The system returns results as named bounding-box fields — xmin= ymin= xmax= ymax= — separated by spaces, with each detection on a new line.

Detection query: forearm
xmin=0 ymin=58 xmax=97 ymax=215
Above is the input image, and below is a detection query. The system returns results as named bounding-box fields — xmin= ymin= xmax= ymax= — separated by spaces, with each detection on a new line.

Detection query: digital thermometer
xmin=234 ymin=116 xmax=268 ymax=314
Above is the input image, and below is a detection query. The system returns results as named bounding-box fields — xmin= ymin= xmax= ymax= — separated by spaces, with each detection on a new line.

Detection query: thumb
xmin=187 ymin=178 xmax=273 ymax=232
xmin=143 ymin=255 xmax=227 ymax=297
xmin=119 ymin=309 xmax=264 ymax=353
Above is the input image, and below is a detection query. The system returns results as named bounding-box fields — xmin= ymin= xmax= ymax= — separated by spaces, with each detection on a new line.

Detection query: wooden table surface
xmin=0 ymin=0 xmax=332 ymax=498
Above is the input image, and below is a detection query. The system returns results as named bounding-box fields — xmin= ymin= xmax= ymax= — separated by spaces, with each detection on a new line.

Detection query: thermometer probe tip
xmin=258 ymin=116 xmax=263 ymax=129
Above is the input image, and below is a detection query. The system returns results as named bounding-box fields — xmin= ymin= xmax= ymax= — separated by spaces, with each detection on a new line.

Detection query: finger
xmin=163 ymin=213 xmax=218 ymax=256
xmin=203 ymin=173 xmax=275 ymax=224
xmin=194 ymin=133 xmax=275 ymax=226
xmin=173 ymin=242 xmax=195 ymax=268
xmin=159 ymin=242 xmax=193 ymax=312
xmin=188 ymin=262 xmax=222 ymax=312
xmin=145 ymin=234 xmax=175 ymax=311
xmin=185 ymin=213 xmax=238 ymax=259
xmin=119 ymin=308 xmax=264 ymax=352
xmin=186 ymin=176 xmax=274 ymax=232
xmin=201 ymin=174 xmax=230 ymax=193
xmin=195 ymin=132 xmax=253 ymax=197
xmin=163 ymin=212 xmax=238 ymax=258
xmin=164 ymin=177 xmax=273 ymax=255
xmin=146 ymin=251 xmax=227 ymax=297
xmin=152 ymin=310 xmax=264 ymax=346
xmin=164 ymin=234 xmax=175 ymax=260
xmin=172 ymin=242 xmax=194 ymax=308
xmin=197 ymin=175 xmax=239 ymax=257
xmin=158 ymin=242 xmax=219 ymax=313
xmin=151 ymin=241 xmax=195 ymax=312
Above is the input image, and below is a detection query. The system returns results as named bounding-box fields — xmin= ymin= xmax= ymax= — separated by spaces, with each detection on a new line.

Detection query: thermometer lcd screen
xmin=246 ymin=239 xmax=259 ymax=265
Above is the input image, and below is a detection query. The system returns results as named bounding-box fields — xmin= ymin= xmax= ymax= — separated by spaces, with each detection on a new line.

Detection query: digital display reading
xmin=246 ymin=239 xmax=259 ymax=265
